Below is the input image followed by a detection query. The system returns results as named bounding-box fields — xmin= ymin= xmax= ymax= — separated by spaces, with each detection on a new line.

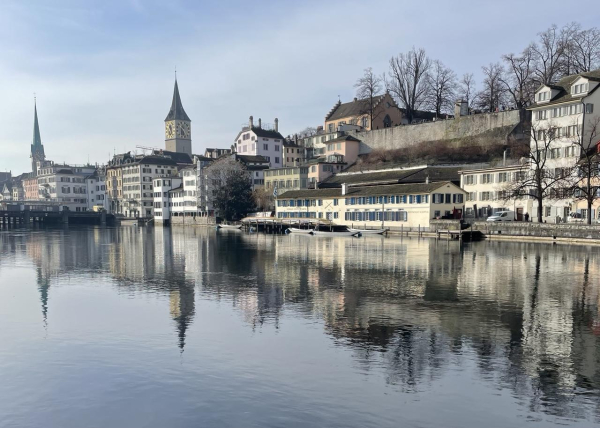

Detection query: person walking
xmin=524 ymin=212 xmax=529 ymax=222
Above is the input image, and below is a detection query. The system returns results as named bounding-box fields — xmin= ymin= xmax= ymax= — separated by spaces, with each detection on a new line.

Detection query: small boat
xmin=287 ymin=227 xmax=314 ymax=234
xmin=311 ymin=230 xmax=361 ymax=237
xmin=217 ymin=224 xmax=242 ymax=230
xmin=348 ymin=228 xmax=387 ymax=235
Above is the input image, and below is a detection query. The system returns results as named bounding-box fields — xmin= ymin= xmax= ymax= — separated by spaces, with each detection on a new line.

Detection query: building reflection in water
xmin=2 ymin=226 xmax=600 ymax=420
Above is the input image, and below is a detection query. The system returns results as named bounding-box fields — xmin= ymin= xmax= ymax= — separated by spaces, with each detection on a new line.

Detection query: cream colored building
xmin=459 ymin=164 xmax=532 ymax=220
xmin=276 ymin=181 xmax=465 ymax=230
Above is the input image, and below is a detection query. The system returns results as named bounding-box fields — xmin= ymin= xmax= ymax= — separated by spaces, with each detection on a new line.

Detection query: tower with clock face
xmin=164 ymin=79 xmax=192 ymax=155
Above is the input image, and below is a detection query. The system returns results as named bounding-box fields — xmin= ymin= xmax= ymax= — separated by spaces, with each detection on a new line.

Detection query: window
xmin=275 ymin=157 xmax=280 ymax=164
xmin=498 ymin=172 xmax=508 ymax=182
xmin=263 ymin=143 xmax=269 ymax=150
xmin=572 ymin=83 xmax=589 ymax=95
xmin=480 ymin=191 xmax=491 ymax=201
xmin=466 ymin=192 xmax=477 ymax=201
xmin=481 ymin=173 xmax=494 ymax=184
xmin=586 ymin=103 xmax=594 ymax=114
xmin=544 ymin=206 xmax=551 ymax=217
xmin=464 ymin=175 xmax=476 ymax=185
xmin=328 ymin=124 xmax=334 ymax=132
xmin=275 ymin=145 xmax=280 ymax=151
xmin=361 ymin=117 xmax=368 ymax=128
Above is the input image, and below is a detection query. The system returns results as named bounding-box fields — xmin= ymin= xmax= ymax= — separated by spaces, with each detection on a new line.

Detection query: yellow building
xmin=276 ymin=181 xmax=465 ymax=230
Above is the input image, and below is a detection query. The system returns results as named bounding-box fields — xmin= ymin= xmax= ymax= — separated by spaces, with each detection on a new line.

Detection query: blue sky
xmin=1 ymin=0 xmax=599 ymax=173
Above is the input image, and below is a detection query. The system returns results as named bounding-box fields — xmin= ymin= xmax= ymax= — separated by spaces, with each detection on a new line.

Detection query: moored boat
xmin=287 ymin=227 xmax=314 ymax=234
xmin=217 ymin=224 xmax=242 ymax=230
xmin=347 ymin=228 xmax=387 ymax=235
xmin=311 ymin=230 xmax=361 ymax=237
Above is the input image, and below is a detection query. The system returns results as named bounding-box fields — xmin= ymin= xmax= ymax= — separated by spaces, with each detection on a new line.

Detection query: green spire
xmin=33 ymin=101 xmax=42 ymax=147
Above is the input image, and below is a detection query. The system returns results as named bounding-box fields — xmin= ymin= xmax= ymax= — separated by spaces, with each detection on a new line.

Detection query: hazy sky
xmin=1 ymin=0 xmax=599 ymax=173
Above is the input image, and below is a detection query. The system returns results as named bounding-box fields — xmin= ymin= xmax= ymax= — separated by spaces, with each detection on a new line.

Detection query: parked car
xmin=486 ymin=211 xmax=515 ymax=222
xmin=567 ymin=212 xmax=585 ymax=223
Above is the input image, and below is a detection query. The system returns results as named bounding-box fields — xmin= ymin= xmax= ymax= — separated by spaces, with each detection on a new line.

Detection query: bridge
xmin=0 ymin=209 xmax=117 ymax=227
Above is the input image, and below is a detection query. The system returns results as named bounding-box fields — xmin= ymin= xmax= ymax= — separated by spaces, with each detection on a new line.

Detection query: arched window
xmin=383 ymin=114 xmax=392 ymax=128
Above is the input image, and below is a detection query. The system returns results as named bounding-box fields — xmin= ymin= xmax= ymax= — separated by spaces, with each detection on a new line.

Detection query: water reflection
xmin=1 ymin=226 xmax=600 ymax=426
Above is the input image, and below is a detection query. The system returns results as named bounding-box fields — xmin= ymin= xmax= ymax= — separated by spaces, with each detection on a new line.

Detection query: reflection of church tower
xmin=31 ymin=100 xmax=46 ymax=176
xmin=164 ymin=78 xmax=192 ymax=155
xmin=37 ymin=268 xmax=50 ymax=326
xmin=169 ymin=286 xmax=195 ymax=351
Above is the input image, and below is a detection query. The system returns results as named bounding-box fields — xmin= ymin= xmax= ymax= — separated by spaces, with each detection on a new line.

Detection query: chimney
xmin=258 ymin=118 xmax=262 ymax=128
xmin=249 ymin=115 xmax=254 ymax=128
xmin=354 ymin=97 xmax=357 ymax=102
xmin=274 ymin=118 xmax=279 ymax=132
xmin=341 ymin=183 xmax=347 ymax=195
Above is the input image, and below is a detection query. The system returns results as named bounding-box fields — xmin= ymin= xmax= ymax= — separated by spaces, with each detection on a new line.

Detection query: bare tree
xmin=387 ymin=47 xmax=431 ymax=123
xmin=500 ymin=46 xmax=536 ymax=110
xmin=531 ymin=25 xmax=567 ymax=85
xmin=354 ymin=67 xmax=383 ymax=127
xmin=425 ymin=60 xmax=457 ymax=117
xmin=504 ymin=122 xmax=571 ymax=222
xmin=459 ymin=73 xmax=476 ymax=108
xmin=569 ymin=117 xmax=600 ymax=224
xmin=476 ymin=62 xmax=506 ymax=112
xmin=571 ymin=26 xmax=600 ymax=73
xmin=296 ymin=127 xmax=317 ymax=138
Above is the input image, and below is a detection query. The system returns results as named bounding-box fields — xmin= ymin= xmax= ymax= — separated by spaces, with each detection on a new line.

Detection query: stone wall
xmin=169 ymin=215 xmax=216 ymax=226
xmin=350 ymin=110 xmax=522 ymax=154
xmin=473 ymin=221 xmax=600 ymax=240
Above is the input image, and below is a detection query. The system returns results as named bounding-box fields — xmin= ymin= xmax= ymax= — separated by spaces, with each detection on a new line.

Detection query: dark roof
xmin=154 ymin=150 xmax=193 ymax=164
xmin=236 ymin=154 xmax=269 ymax=164
xmin=326 ymin=95 xmax=386 ymax=121
xmin=32 ymin=102 xmax=43 ymax=148
xmin=326 ymin=135 xmax=361 ymax=144
xmin=307 ymin=156 xmax=346 ymax=165
xmin=137 ymin=155 xmax=178 ymax=166
xmin=321 ymin=166 xmax=462 ymax=187
xmin=529 ymin=69 xmax=600 ymax=108
xmin=279 ymin=181 xmax=458 ymax=199
xmin=164 ymin=79 xmax=190 ymax=121
xmin=168 ymin=185 xmax=183 ymax=192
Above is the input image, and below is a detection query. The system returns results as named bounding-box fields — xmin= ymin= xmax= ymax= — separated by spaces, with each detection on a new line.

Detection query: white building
xmin=37 ymin=162 xmax=97 ymax=211
xmin=153 ymin=176 xmax=182 ymax=224
xmin=86 ymin=172 xmax=107 ymax=211
xmin=234 ymin=117 xmax=286 ymax=168
xmin=459 ymin=163 xmax=532 ymax=220
xmin=528 ymin=69 xmax=600 ymax=221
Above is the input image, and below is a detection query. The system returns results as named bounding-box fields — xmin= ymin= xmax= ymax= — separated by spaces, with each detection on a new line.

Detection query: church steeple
xmin=31 ymin=99 xmax=46 ymax=176
xmin=165 ymin=79 xmax=190 ymax=121
xmin=164 ymin=77 xmax=192 ymax=155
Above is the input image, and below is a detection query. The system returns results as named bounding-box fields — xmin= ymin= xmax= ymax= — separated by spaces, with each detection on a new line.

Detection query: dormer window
xmin=537 ymin=91 xmax=550 ymax=102
xmin=572 ymin=82 xmax=589 ymax=95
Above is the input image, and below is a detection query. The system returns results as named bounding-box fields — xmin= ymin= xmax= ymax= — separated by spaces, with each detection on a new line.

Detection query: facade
xmin=153 ymin=176 xmax=182 ymax=223
xmin=265 ymin=166 xmax=310 ymax=193
xmin=121 ymin=155 xmax=178 ymax=218
xmin=323 ymin=135 xmax=360 ymax=165
xmin=459 ymin=164 xmax=532 ymax=219
xmin=234 ymin=117 xmax=286 ymax=168
xmin=283 ymin=140 xmax=305 ymax=167
xmin=528 ymin=69 xmax=600 ymax=222
xmin=106 ymin=152 xmax=133 ymax=215
xmin=23 ymin=175 xmax=38 ymax=200
xmin=307 ymin=157 xmax=346 ymax=187
xmin=164 ymin=79 xmax=192 ymax=155
xmin=236 ymin=154 xmax=269 ymax=190
xmin=37 ymin=163 xmax=98 ymax=211
xmin=204 ymin=148 xmax=232 ymax=159
xmin=86 ymin=172 xmax=107 ymax=211
xmin=276 ymin=181 xmax=465 ymax=229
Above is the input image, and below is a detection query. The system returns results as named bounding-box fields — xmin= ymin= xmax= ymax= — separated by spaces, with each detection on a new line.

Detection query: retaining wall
xmin=349 ymin=110 xmax=521 ymax=154
xmin=472 ymin=221 xmax=600 ymax=240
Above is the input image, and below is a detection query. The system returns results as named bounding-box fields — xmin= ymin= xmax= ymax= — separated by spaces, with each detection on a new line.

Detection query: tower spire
xmin=165 ymin=77 xmax=190 ymax=121
xmin=33 ymin=98 xmax=42 ymax=147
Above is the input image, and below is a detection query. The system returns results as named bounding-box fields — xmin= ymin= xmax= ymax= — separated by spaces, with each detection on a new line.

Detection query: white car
xmin=567 ymin=213 xmax=585 ymax=223
xmin=486 ymin=211 xmax=515 ymax=222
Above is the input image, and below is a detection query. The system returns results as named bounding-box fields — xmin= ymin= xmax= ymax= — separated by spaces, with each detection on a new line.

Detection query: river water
xmin=1 ymin=226 xmax=600 ymax=428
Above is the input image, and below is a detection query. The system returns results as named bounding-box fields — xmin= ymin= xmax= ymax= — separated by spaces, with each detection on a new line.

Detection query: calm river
xmin=1 ymin=226 xmax=600 ymax=427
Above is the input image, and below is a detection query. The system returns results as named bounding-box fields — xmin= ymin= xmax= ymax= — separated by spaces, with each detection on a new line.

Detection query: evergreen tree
xmin=214 ymin=168 xmax=255 ymax=221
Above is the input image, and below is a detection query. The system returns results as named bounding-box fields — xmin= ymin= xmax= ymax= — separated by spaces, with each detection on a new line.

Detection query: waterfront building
xmin=528 ymin=69 xmax=600 ymax=222
xmin=265 ymin=166 xmax=310 ymax=192
xmin=234 ymin=117 xmax=286 ymax=168
xmin=11 ymin=175 xmax=25 ymax=201
xmin=121 ymin=155 xmax=178 ymax=218
xmin=153 ymin=175 xmax=182 ymax=223
xmin=106 ymin=152 xmax=134 ymax=215
xmin=23 ymin=174 xmax=38 ymax=201
xmin=459 ymin=163 xmax=532 ymax=219
xmin=276 ymin=181 xmax=465 ymax=229
xmin=164 ymin=78 xmax=192 ymax=155
xmin=36 ymin=162 xmax=98 ymax=211
xmin=85 ymin=170 xmax=108 ymax=211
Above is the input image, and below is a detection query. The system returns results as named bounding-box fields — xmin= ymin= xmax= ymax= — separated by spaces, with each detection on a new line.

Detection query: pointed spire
xmin=33 ymin=99 xmax=42 ymax=147
xmin=165 ymin=78 xmax=190 ymax=122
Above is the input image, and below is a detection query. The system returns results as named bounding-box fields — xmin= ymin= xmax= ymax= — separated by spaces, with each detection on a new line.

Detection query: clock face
xmin=165 ymin=122 xmax=175 ymax=139
xmin=177 ymin=121 xmax=190 ymax=139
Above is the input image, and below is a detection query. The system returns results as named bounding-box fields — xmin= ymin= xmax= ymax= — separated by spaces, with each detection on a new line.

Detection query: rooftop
xmin=530 ymin=69 xmax=600 ymax=109
xmin=320 ymin=165 xmax=462 ymax=186
xmin=279 ymin=181 xmax=458 ymax=199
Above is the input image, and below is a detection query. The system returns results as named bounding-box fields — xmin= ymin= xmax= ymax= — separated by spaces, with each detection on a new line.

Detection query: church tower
xmin=31 ymin=100 xmax=46 ymax=176
xmin=164 ymin=78 xmax=192 ymax=155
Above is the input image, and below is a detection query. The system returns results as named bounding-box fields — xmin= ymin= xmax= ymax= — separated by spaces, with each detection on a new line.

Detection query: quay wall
xmin=349 ymin=110 xmax=521 ymax=154
xmin=472 ymin=221 xmax=600 ymax=240
xmin=160 ymin=216 xmax=216 ymax=226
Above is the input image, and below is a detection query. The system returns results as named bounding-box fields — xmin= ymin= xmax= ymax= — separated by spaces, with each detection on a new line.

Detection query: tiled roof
xmin=529 ymin=69 xmax=600 ymax=108
xmin=279 ymin=181 xmax=458 ymax=199
xmin=326 ymin=95 xmax=386 ymax=121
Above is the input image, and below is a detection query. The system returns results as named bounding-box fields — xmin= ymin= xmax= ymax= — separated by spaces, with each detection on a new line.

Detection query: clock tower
xmin=164 ymin=78 xmax=192 ymax=155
